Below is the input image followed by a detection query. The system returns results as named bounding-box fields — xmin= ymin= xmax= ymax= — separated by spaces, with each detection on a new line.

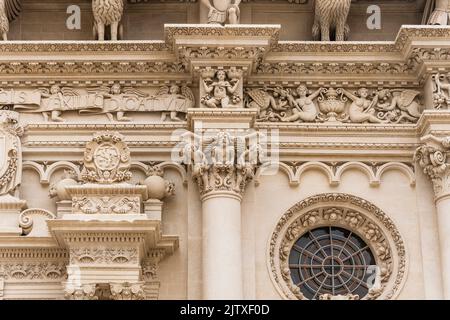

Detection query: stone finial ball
xmin=52 ymin=178 xmax=78 ymax=201
xmin=144 ymin=175 xmax=167 ymax=200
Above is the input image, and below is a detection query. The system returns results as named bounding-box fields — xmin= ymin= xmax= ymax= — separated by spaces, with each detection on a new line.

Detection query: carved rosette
xmin=81 ymin=131 xmax=131 ymax=184
xmin=268 ymin=193 xmax=406 ymax=301
xmin=415 ymin=135 xmax=450 ymax=199
xmin=109 ymin=282 xmax=145 ymax=300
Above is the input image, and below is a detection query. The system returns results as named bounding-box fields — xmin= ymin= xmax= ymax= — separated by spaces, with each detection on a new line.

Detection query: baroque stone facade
xmin=0 ymin=0 xmax=448 ymax=300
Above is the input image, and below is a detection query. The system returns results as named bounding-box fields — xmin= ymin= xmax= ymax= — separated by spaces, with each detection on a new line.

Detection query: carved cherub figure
xmin=202 ymin=70 xmax=240 ymax=108
xmin=279 ymin=85 xmax=322 ymax=122
xmin=0 ymin=0 xmax=21 ymax=41
xmin=156 ymin=85 xmax=194 ymax=122
xmin=201 ymin=0 xmax=241 ymax=25
xmin=341 ymin=88 xmax=384 ymax=124
xmin=94 ymin=84 xmax=147 ymax=122
xmin=39 ymin=85 xmax=78 ymax=122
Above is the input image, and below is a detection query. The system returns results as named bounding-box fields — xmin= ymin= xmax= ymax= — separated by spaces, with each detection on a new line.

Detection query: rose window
xmin=288 ymin=226 xmax=376 ymax=300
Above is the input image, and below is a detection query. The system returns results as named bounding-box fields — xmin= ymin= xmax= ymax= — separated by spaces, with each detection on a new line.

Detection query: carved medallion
xmin=81 ymin=131 xmax=131 ymax=184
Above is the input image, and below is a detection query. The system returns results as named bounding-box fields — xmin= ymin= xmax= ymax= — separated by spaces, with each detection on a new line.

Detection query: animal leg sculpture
xmin=97 ymin=22 xmax=105 ymax=41
xmin=110 ymin=21 xmax=119 ymax=41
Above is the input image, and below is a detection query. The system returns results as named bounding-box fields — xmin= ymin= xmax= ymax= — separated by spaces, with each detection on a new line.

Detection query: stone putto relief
xmin=201 ymin=69 xmax=242 ymax=108
xmin=92 ymin=0 xmax=124 ymax=41
xmin=7 ymin=84 xmax=194 ymax=122
xmin=244 ymin=85 xmax=423 ymax=124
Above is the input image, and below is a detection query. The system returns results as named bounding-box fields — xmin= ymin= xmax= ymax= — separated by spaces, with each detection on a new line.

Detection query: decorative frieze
xmin=69 ymin=247 xmax=138 ymax=265
xmin=0 ymin=262 xmax=66 ymax=281
xmin=245 ymin=85 xmax=423 ymax=124
xmin=10 ymin=84 xmax=194 ymax=122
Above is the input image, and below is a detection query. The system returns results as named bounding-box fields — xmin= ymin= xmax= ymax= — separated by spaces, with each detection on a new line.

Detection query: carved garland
xmin=268 ymin=193 xmax=407 ymax=300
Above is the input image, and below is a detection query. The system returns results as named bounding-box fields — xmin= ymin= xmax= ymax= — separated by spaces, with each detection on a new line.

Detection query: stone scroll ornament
xmin=244 ymin=85 xmax=423 ymax=124
xmin=81 ymin=131 xmax=132 ymax=184
xmin=423 ymin=0 xmax=450 ymax=25
xmin=92 ymin=0 xmax=124 ymax=41
xmin=10 ymin=84 xmax=195 ymax=122
xmin=312 ymin=0 xmax=351 ymax=41
xmin=0 ymin=109 xmax=23 ymax=196
xmin=0 ymin=0 xmax=21 ymax=41
xmin=201 ymin=0 xmax=241 ymax=25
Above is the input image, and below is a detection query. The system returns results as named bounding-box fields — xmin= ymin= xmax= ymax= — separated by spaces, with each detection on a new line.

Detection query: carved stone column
xmin=181 ymin=118 xmax=259 ymax=299
xmin=416 ymin=134 xmax=450 ymax=299
xmin=0 ymin=110 xmax=26 ymax=236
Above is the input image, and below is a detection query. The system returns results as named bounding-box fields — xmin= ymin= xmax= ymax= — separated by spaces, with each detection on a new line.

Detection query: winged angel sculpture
xmin=0 ymin=0 xmax=21 ymax=41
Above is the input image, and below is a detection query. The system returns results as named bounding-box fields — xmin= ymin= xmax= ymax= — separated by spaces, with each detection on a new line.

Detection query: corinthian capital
xmin=415 ymin=134 xmax=450 ymax=198
xmin=109 ymin=282 xmax=145 ymax=300
xmin=180 ymin=130 xmax=261 ymax=198
xmin=64 ymin=283 xmax=98 ymax=300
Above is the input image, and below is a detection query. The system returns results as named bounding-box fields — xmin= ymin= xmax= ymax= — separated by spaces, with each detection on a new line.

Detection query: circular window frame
xmin=267 ymin=193 xmax=407 ymax=300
